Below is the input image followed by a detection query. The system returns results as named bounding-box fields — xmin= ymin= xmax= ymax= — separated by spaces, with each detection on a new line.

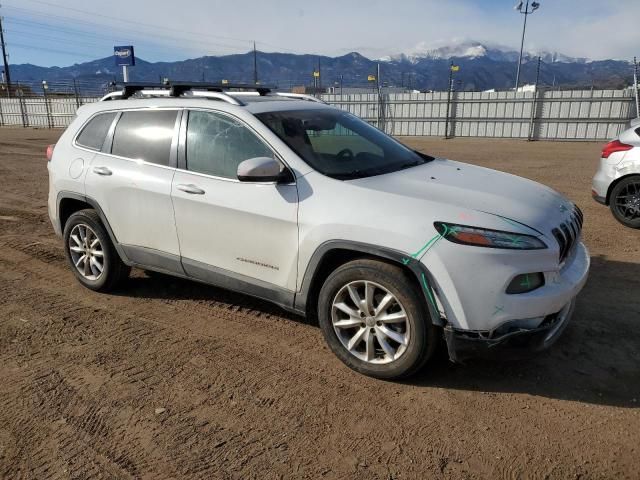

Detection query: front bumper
xmin=444 ymin=300 xmax=575 ymax=363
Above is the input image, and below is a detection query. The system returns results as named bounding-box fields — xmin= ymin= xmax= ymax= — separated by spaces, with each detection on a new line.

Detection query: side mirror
xmin=237 ymin=157 xmax=292 ymax=183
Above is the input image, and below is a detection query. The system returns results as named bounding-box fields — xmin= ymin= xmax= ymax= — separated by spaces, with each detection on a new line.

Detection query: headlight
xmin=434 ymin=222 xmax=547 ymax=250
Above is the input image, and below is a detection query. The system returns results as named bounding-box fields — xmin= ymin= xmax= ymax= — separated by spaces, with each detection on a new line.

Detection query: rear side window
xmin=76 ymin=112 xmax=116 ymax=151
xmin=111 ymin=110 xmax=178 ymax=166
xmin=186 ymin=110 xmax=273 ymax=179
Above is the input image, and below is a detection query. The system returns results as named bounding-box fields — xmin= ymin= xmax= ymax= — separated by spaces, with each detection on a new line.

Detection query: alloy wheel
xmin=614 ymin=180 xmax=640 ymax=221
xmin=68 ymin=223 xmax=104 ymax=281
xmin=331 ymin=280 xmax=410 ymax=364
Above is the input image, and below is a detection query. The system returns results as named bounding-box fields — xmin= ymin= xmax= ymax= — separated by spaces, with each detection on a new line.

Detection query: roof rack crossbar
xmin=108 ymin=82 xmax=168 ymax=99
xmin=167 ymin=82 xmax=273 ymax=97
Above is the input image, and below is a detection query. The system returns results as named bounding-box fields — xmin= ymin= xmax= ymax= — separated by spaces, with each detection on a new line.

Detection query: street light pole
xmin=514 ymin=0 xmax=540 ymax=90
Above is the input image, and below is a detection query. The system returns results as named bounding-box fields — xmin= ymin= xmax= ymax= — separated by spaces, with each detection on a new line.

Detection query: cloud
xmin=7 ymin=0 xmax=639 ymax=65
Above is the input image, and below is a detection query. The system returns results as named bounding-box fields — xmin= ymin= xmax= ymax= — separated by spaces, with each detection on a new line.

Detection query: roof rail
xmin=99 ymin=82 xmax=323 ymax=106
xmin=272 ymin=92 xmax=326 ymax=104
xmin=232 ymin=91 xmax=327 ymax=104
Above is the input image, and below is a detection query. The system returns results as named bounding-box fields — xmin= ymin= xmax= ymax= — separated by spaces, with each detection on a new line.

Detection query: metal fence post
xmin=17 ymin=85 xmax=28 ymax=128
xmin=0 ymin=95 xmax=4 ymax=126
xmin=42 ymin=81 xmax=53 ymax=128
xmin=73 ymin=78 xmax=81 ymax=108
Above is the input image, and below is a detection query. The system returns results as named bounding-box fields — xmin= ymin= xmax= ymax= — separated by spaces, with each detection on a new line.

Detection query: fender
xmin=56 ymin=190 xmax=133 ymax=265
xmin=294 ymin=240 xmax=445 ymax=326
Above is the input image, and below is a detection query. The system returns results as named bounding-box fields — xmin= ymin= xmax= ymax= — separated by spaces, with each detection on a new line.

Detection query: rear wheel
xmin=318 ymin=259 xmax=437 ymax=379
xmin=63 ymin=209 xmax=130 ymax=291
xmin=610 ymin=176 xmax=640 ymax=229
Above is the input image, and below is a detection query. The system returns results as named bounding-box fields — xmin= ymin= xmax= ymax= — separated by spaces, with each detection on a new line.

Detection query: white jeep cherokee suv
xmin=47 ymin=83 xmax=590 ymax=379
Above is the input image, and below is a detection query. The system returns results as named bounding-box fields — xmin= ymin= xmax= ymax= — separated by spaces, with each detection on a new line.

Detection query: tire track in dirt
xmin=0 ymin=232 xmax=636 ymax=479
xmin=0 ymin=244 xmax=456 ymax=478
xmin=2 ymin=129 xmax=640 ymax=479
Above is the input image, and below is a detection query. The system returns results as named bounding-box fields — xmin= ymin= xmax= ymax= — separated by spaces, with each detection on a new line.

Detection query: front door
xmin=171 ymin=109 xmax=299 ymax=297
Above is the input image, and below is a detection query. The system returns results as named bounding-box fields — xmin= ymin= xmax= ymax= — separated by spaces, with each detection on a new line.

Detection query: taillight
xmin=601 ymin=140 xmax=633 ymax=159
xmin=46 ymin=144 xmax=55 ymax=162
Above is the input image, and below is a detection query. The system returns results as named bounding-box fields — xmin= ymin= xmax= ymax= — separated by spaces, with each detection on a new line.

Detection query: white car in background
xmin=47 ymin=82 xmax=590 ymax=379
xmin=592 ymin=119 xmax=640 ymax=228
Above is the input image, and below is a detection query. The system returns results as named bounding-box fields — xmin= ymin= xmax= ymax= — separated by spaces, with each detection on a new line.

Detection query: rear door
xmin=171 ymin=109 xmax=299 ymax=295
xmin=84 ymin=108 xmax=183 ymax=271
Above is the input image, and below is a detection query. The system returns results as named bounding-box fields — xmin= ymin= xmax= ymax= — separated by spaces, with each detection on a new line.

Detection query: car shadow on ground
xmin=409 ymin=255 xmax=640 ymax=409
xmin=118 ymin=255 xmax=639 ymax=409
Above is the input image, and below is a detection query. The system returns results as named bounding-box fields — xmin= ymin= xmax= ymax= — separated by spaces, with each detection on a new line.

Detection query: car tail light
xmin=601 ymin=140 xmax=632 ymax=159
xmin=46 ymin=144 xmax=55 ymax=161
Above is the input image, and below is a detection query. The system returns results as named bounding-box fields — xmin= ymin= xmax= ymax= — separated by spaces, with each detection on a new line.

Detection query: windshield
xmin=256 ymin=109 xmax=433 ymax=179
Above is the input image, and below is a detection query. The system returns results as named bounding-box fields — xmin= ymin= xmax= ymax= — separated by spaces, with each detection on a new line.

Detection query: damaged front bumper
xmin=443 ymin=300 xmax=575 ymax=363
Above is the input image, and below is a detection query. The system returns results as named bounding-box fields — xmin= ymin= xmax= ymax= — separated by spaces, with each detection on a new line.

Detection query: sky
xmin=1 ymin=0 xmax=639 ymax=67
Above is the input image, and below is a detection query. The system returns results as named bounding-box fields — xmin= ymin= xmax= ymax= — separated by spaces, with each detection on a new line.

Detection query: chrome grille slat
xmin=554 ymin=205 xmax=583 ymax=264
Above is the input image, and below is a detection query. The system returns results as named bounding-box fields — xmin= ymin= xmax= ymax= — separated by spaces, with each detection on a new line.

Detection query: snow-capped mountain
xmin=380 ymin=40 xmax=588 ymax=65
xmin=11 ymin=43 xmax=627 ymax=92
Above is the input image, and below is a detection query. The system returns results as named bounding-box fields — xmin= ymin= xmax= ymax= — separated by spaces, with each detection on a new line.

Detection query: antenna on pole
xmin=0 ymin=10 xmax=11 ymax=89
xmin=253 ymin=41 xmax=258 ymax=85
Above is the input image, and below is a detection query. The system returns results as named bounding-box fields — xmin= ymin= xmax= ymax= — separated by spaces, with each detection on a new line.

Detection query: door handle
xmin=176 ymin=183 xmax=205 ymax=195
xmin=93 ymin=166 xmax=112 ymax=176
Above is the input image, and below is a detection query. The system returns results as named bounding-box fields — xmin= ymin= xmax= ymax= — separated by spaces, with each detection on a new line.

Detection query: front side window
xmin=186 ymin=110 xmax=273 ymax=179
xmin=256 ymin=109 xmax=433 ymax=179
xmin=111 ymin=110 xmax=178 ymax=166
xmin=76 ymin=112 xmax=117 ymax=151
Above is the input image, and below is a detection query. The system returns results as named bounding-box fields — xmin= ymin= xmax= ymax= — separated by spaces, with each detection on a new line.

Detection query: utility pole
xmin=632 ymin=56 xmax=639 ymax=117
xmin=514 ymin=0 xmax=541 ymax=90
xmin=445 ymin=62 xmax=457 ymax=139
xmin=317 ymin=57 xmax=321 ymax=92
xmin=528 ymin=56 xmax=542 ymax=141
xmin=253 ymin=41 xmax=258 ymax=85
xmin=0 ymin=14 xmax=11 ymax=89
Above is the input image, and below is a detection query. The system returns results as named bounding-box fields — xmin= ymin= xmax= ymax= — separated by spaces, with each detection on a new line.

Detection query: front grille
xmin=552 ymin=206 xmax=583 ymax=264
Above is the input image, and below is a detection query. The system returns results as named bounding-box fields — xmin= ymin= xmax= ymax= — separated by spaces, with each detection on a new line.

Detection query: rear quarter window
xmin=111 ymin=110 xmax=178 ymax=166
xmin=75 ymin=112 xmax=117 ymax=151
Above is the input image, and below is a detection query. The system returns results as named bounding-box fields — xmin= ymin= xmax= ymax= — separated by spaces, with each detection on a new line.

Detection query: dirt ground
xmin=0 ymin=127 xmax=638 ymax=479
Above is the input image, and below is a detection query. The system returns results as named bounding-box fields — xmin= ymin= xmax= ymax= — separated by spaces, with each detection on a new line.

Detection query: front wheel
xmin=318 ymin=259 xmax=437 ymax=379
xmin=610 ymin=176 xmax=640 ymax=229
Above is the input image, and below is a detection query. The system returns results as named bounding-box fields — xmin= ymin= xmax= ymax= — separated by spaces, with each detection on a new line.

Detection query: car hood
xmin=349 ymin=158 xmax=573 ymax=235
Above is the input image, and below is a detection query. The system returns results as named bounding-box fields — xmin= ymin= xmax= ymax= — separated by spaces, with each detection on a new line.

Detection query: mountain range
xmin=9 ymin=41 xmax=635 ymax=92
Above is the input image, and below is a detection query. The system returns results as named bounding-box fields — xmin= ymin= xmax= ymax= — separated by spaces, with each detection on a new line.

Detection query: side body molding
xmin=56 ymin=194 xmax=444 ymax=324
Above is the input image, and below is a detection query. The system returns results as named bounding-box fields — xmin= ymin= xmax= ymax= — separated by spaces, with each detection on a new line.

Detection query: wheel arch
xmin=606 ymin=173 xmax=640 ymax=205
xmin=295 ymin=241 xmax=444 ymax=326
xmin=56 ymin=191 xmax=131 ymax=264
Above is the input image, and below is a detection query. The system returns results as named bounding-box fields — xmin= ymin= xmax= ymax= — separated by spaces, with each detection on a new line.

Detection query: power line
xmin=7 ymin=41 xmax=106 ymax=60
xmin=3 ymin=3 xmax=330 ymax=58
xmin=3 ymin=10 xmax=253 ymax=54
xmin=8 ymin=0 xmax=254 ymax=44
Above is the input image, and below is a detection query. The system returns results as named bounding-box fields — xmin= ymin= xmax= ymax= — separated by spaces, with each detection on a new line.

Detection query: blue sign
xmin=114 ymin=46 xmax=135 ymax=66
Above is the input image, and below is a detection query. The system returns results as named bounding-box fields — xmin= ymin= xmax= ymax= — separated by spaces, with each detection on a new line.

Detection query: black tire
xmin=317 ymin=259 xmax=437 ymax=380
xmin=63 ymin=209 xmax=130 ymax=292
xmin=609 ymin=176 xmax=640 ymax=229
